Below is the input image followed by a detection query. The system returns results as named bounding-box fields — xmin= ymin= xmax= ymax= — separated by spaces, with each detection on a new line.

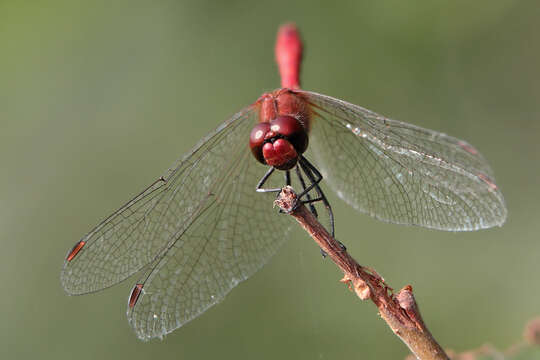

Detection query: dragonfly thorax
xmin=249 ymin=115 xmax=308 ymax=170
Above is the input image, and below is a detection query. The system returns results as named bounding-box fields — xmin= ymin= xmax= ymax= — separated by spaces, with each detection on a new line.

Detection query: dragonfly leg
xmin=299 ymin=156 xmax=336 ymax=239
xmin=295 ymin=164 xmax=326 ymax=257
xmin=299 ymin=157 xmax=346 ymax=252
xmin=295 ymin=156 xmax=322 ymax=198
xmin=255 ymin=167 xmax=282 ymax=193
xmin=295 ymin=165 xmax=318 ymax=217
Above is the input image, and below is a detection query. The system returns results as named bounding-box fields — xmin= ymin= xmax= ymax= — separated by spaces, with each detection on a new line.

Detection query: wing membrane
xmin=301 ymin=90 xmax=507 ymax=231
xmin=61 ymin=106 xmax=290 ymax=298
xmin=127 ymin=145 xmax=291 ymax=340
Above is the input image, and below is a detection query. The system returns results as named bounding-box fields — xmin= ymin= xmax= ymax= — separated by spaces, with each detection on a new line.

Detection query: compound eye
xmin=249 ymin=122 xmax=271 ymax=164
xmin=270 ymin=116 xmax=308 ymax=154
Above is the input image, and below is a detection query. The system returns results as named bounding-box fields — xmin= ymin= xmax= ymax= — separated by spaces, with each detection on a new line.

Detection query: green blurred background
xmin=1 ymin=0 xmax=539 ymax=359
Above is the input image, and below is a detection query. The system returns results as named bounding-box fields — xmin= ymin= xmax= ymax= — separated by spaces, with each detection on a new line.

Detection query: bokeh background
xmin=1 ymin=0 xmax=539 ymax=359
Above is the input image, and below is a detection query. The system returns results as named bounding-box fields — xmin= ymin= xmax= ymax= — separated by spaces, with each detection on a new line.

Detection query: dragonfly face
xmin=249 ymin=114 xmax=309 ymax=170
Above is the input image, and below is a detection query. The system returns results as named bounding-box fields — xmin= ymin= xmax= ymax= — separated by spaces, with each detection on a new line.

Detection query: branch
xmin=275 ymin=186 xmax=449 ymax=360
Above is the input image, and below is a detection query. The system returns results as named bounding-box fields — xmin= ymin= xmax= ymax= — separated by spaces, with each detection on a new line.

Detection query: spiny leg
xmin=299 ymin=156 xmax=345 ymax=252
xmin=295 ymin=157 xmax=323 ymax=198
xmin=298 ymin=157 xmax=334 ymax=237
xmin=295 ymin=165 xmax=318 ymax=218
xmin=304 ymin=172 xmax=345 ymax=252
xmin=256 ymin=167 xmax=282 ymax=193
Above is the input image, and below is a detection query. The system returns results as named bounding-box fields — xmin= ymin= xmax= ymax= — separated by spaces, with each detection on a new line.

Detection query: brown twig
xmin=275 ymin=186 xmax=449 ymax=360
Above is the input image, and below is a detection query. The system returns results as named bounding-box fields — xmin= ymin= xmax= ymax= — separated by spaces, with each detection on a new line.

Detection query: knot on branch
xmin=341 ymin=273 xmax=371 ymax=300
xmin=397 ymin=285 xmax=426 ymax=331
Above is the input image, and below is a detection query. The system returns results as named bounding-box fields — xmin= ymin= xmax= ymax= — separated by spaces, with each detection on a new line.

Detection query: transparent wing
xmin=126 ymin=140 xmax=293 ymax=340
xmin=300 ymin=90 xmax=507 ymax=231
xmin=61 ymin=106 xmax=290 ymax=299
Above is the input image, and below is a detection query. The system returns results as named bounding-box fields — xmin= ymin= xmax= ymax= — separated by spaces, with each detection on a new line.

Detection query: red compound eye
xmin=270 ymin=116 xmax=308 ymax=154
xmin=249 ymin=122 xmax=271 ymax=164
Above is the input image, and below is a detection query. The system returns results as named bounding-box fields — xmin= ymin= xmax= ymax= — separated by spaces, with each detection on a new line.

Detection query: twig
xmin=275 ymin=186 xmax=449 ymax=360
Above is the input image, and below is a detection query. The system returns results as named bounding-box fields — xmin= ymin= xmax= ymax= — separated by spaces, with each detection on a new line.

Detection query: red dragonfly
xmin=61 ymin=24 xmax=507 ymax=340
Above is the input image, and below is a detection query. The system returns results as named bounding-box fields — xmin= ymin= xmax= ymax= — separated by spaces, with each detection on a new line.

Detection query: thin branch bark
xmin=275 ymin=186 xmax=449 ymax=360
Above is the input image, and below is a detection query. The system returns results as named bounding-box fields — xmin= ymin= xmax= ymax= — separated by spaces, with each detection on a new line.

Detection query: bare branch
xmin=275 ymin=186 xmax=449 ymax=360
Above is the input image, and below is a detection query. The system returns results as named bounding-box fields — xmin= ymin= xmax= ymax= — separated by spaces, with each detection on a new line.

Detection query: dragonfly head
xmin=249 ymin=115 xmax=308 ymax=170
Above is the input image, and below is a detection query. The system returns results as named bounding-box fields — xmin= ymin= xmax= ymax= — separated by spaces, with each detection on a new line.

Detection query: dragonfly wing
xmin=126 ymin=135 xmax=292 ymax=340
xmin=301 ymin=90 xmax=507 ymax=231
xmin=61 ymin=106 xmax=290 ymax=297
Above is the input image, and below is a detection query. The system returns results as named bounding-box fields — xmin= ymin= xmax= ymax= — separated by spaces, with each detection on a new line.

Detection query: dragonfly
xmin=61 ymin=24 xmax=507 ymax=341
